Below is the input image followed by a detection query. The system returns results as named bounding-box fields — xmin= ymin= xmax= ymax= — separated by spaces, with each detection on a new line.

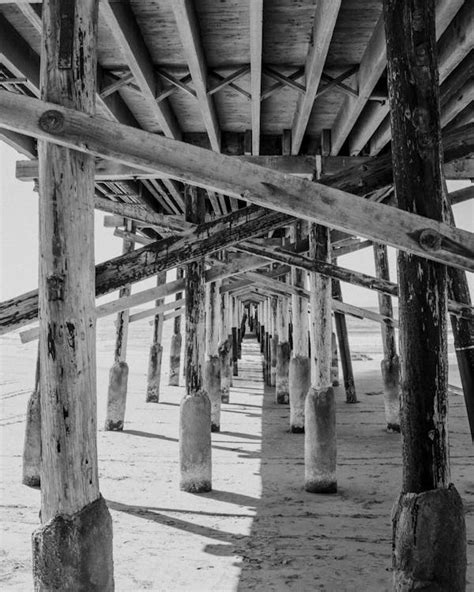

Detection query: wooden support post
xmin=219 ymin=291 xmax=231 ymax=404
xmin=331 ymin=332 xmax=339 ymax=387
xmin=289 ymin=223 xmax=310 ymax=432
xmin=384 ymin=1 xmax=466 ymax=588
xmin=276 ymin=293 xmax=290 ymax=404
xmin=33 ymin=1 xmax=114 ymax=589
xmin=105 ymin=223 xmax=135 ymax=430
xmin=237 ymin=302 xmax=243 ymax=359
xmin=232 ymin=297 xmax=239 ymax=377
xmin=146 ymin=271 xmax=167 ymax=402
xmin=22 ymin=347 xmax=41 ymax=488
xmin=270 ymin=296 xmax=278 ymax=387
xmin=179 ymin=186 xmax=212 ymax=493
xmin=305 ymin=224 xmax=337 ymax=494
xmin=332 ymin=277 xmax=357 ymax=403
xmin=205 ymin=279 xmax=222 ymax=431
xmin=169 ymin=267 xmax=184 ymax=386
xmin=373 ymin=243 xmax=400 ymax=431
xmin=264 ymin=299 xmax=271 ymax=383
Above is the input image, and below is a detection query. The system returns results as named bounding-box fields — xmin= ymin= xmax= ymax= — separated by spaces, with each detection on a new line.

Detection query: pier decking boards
xmin=0 ymin=0 xmax=472 ymax=589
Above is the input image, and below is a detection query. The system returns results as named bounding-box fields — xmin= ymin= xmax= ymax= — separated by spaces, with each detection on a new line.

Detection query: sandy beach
xmin=1 ymin=315 xmax=473 ymax=591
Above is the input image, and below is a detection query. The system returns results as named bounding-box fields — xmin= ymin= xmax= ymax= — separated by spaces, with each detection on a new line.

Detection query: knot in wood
xmin=39 ymin=110 xmax=65 ymax=134
xmin=419 ymin=229 xmax=442 ymax=252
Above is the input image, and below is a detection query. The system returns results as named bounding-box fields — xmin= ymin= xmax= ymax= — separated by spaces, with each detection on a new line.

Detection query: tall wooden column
xmin=270 ymin=296 xmax=278 ymax=387
xmin=205 ymin=279 xmax=222 ymax=431
xmin=305 ymin=224 xmax=336 ymax=493
xmin=169 ymin=267 xmax=184 ymax=386
xmin=146 ymin=270 xmax=167 ymax=402
xmin=34 ymin=0 xmax=113 ymax=588
xmin=289 ymin=221 xmax=310 ymax=432
xmin=179 ymin=186 xmax=211 ymax=492
xmin=231 ymin=296 xmax=239 ymax=376
xmin=105 ymin=223 xmax=135 ymax=430
xmin=219 ymin=290 xmax=231 ymax=403
xmin=373 ymin=243 xmax=400 ymax=431
xmin=23 ymin=347 xmax=41 ymax=487
xmin=384 ymin=1 xmax=466 ymax=588
xmin=276 ymin=293 xmax=290 ymax=404
xmin=332 ymin=278 xmax=357 ymax=403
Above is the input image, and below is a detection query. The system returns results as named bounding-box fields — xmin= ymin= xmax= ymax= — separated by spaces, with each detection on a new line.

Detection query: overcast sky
xmin=1 ymin=142 xmax=472 ymax=308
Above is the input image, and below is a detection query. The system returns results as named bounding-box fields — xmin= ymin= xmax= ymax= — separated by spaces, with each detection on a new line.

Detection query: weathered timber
xmin=169 ymin=267 xmax=184 ymax=387
xmin=0 ymin=208 xmax=285 ymax=333
xmin=305 ymin=224 xmax=337 ymax=493
xmin=205 ymin=279 xmax=222 ymax=431
xmin=0 ymin=93 xmax=472 ymax=270
xmin=331 ymin=273 xmax=357 ymax=404
xmin=373 ymin=243 xmax=400 ymax=431
xmin=275 ymin=291 xmax=290 ymax=404
xmin=146 ymin=271 xmax=167 ymax=403
xmin=22 ymin=347 xmax=41 ymax=488
xmin=105 ymin=224 xmax=135 ymax=430
xmin=289 ymin=222 xmax=310 ymax=432
xmin=219 ymin=290 xmax=231 ymax=404
xmin=180 ymin=186 xmax=212 ymax=493
xmin=236 ymin=242 xmax=472 ymax=321
xmin=384 ymin=1 xmax=466 ymax=588
xmin=33 ymin=1 xmax=114 ymax=590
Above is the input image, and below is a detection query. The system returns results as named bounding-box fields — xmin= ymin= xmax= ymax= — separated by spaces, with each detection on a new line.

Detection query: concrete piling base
xmin=168 ymin=333 xmax=182 ymax=386
xmin=304 ymin=386 xmax=337 ymax=493
xmin=32 ymin=496 xmax=114 ymax=592
xmin=104 ymin=361 xmax=129 ymax=431
xmin=179 ymin=391 xmax=212 ymax=493
xmin=381 ymin=354 xmax=400 ymax=432
xmin=22 ymin=388 xmax=41 ymax=488
xmin=146 ymin=343 xmax=163 ymax=403
xmin=205 ymin=356 xmax=222 ymax=432
xmin=392 ymin=485 xmax=466 ymax=591
xmin=289 ymin=356 xmax=310 ymax=433
xmin=276 ymin=342 xmax=290 ymax=404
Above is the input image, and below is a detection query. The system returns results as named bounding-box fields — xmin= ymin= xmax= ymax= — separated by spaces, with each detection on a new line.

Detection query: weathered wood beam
xmin=330 ymin=15 xmax=387 ymax=155
xmin=171 ymin=0 xmax=220 ymax=151
xmin=99 ymin=0 xmax=180 ymax=139
xmin=20 ymin=254 xmax=266 ymax=344
xmin=236 ymin=241 xmax=473 ymax=320
xmin=1 ymin=93 xmax=472 ymax=270
xmin=291 ymin=1 xmax=341 ymax=155
xmin=450 ymin=185 xmax=474 ymax=205
xmin=249 ymin=0 xmax=263 ymax=156
xmin=1 ymin=202 xmax=284 ymax=332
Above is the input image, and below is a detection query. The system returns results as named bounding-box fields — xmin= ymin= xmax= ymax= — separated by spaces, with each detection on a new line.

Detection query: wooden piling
xmin=179 ymin=185 xmax=212 ymax=493
xmin=22 ymin=348 xmax=41 ymax=488
xmin=384 ymin=1 xmax=466 ymax=587
xmin=146 ymin=271 xmax=167 ymax=402
xmin=169 ymin=267 xmax=184 ymax=386
xmin=33 ymin=1 xmax=113 ymax=588
xmin=270 ymin=296 xmax=278 ymax=387
xmin=305 ymin=224 xmax=337 ymax=494
xmin=276 ymin=294 xmax=290 ymax=404
xmin=332 ymin=278 xmax=357 ymax=404
xmin=331 ymin=332 xmax=339 ymax=387
xmin=105 ymin=224 xmax=135 ymax=430
xmin=373 ymin=243 xmax=400 ymax=431
xmin=219 ymin=291 xmax=231 ymax=404
xmin=205 ymin=279 xmax=222 ymax=431
xmin=289 ymin=222 xmax=310 ymax=432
